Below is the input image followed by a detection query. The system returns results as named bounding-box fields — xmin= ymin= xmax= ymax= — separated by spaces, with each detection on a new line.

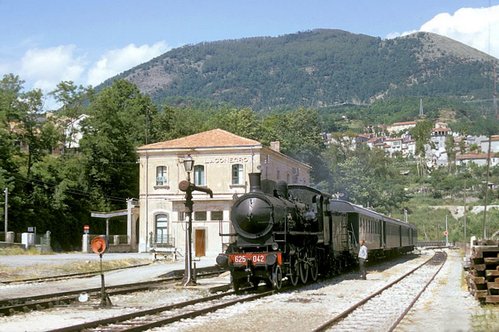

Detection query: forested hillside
xmin=102 ymin=29 xmax=497 ymax=111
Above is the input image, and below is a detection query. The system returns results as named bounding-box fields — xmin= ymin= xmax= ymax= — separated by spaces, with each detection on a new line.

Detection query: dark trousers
xmin=359 ymin=258 xmax=366 ymax=279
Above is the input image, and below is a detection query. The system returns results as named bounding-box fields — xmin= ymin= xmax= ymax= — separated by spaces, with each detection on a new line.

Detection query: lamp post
xmin=182 ymin=155 xmax=195 ymax=286
xmin=183 ymin=154 xmax=194 ymax=182
xmin=179 ymin=154 xmax=212 ymax=287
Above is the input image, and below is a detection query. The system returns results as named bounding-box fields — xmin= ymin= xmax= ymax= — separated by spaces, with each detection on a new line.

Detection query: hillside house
xmin=386 ymin=121 xmax=417 ymax=134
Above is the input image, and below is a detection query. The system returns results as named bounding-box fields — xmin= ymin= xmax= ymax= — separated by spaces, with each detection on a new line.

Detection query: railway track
xmin=49 ymin=290 xmax=273 ymax=332
xmin=313 ymin=251 xmax=447 ymax=332
xmin=0 ymin=267 xmax=223 ymax=316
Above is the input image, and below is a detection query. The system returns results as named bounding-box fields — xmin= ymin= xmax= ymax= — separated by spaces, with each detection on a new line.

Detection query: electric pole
xmin=4 ymin=188 xmax=7 ymax=234
xmin=494 ymin=64 xmax=498 ymax=120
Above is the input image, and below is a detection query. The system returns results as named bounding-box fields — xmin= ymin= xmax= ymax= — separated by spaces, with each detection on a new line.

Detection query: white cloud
xmin=86 ymin=41 xmax=170 ymax=86
xmin=13 ymin=41 xmax=169 ymax=92
xmin=421 ymin=6 xmax=499 ymax=58
xmin=4 ymin=41 xmax=169 ymax=110
xmin=391 ymin=5 xmax=499 ymax=59
xmin=19 ymin=45 xmax=86 ymax=92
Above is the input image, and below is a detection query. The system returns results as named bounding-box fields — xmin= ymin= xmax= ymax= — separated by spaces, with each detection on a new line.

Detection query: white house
xmin=384 ymin=137 xmax=403 ymax=156
xmin=456 ymin=153 xmax=499 ymax=167
xmin=480 ymin=135 xmax=499 ymax=153
xmin=136 ymin=129 xmax=311 ymax=256
xmin=386 ymin=121 xmax=417 ymax=134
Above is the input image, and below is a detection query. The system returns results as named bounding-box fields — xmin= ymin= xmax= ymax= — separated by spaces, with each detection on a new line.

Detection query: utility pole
xmin=3 ymin=188 xmax=7 ymax=234
xmin=463 ymin=179 xmax=467 ymax=244
xmin=483 ymin=135 xmax=492 ymax=239
xmin=445 ymin=215 xmax=449 ymax=247
xmin=494 ymin=64 xmax=498 ymax=120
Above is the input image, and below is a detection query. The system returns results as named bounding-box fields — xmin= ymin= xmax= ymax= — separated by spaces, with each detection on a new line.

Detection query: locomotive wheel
xmin=289 ymin=258 xmax=300 ymax=286
xmin=272 ymin=265 xmax=283 ymax=290
xmin=309 ymin=248 xmax=319 ymax=281
xmin=310 ymin=257 xmax=319 ymax=281
xmin=299 ymin=252 xmax=309 ymax=284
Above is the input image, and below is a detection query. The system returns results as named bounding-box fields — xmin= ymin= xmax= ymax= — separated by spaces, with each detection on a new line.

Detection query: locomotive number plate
xmin=232 ymin=253 xmax=266 ymax=265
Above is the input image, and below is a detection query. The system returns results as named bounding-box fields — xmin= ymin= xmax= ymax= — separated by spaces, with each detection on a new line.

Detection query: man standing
xmin=358 ymin=240 xmax=368 ymax=280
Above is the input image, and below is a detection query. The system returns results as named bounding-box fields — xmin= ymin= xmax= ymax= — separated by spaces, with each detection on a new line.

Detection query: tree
xmin=260 ymin=108 xmax=327 ymax=183
xmin=50 ymin=81 xmax=92 ymax=151
xmin=208 ymin=108 xmax=262 ymax=140
xmin=151 ymin=105 xmax=211 ymax=142
xmin=411 ymin=120 xmax=433 ymax=177
xmin=445 ymin=135 xmax=456 ymax=173
xmin=80 ymin=80 xmax=156 ymax=210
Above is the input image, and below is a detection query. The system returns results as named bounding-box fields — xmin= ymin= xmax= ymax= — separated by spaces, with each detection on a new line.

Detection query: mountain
xmin=101 ymin=29 xmax=497 ymax=111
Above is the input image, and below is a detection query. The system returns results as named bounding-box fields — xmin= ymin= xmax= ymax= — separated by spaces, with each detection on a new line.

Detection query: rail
xmin=312 ymin=251 xmax=447 ymax=331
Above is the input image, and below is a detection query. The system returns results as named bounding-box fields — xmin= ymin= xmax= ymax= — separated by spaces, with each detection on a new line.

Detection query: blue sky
xmin=1 ymin=0 xmax=498 ymax=104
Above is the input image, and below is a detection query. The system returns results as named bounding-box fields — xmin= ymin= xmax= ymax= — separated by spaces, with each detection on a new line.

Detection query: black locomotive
xmin=216 ymin=173 xmax=417 ymax=291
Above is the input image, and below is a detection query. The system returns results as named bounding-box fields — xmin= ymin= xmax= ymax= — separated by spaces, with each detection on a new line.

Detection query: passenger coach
xmin=329 ymin=200 xmax=417 ymax=258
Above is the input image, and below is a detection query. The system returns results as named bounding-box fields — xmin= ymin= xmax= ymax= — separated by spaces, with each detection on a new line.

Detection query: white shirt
xmin=358 ymin=244 xmax=368 ymax=259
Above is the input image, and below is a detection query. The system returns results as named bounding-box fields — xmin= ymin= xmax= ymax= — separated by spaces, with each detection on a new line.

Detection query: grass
xmin=0 ymin=247 xmax=52 ymax=255
xmin=471 ymin=307 xmax=499 ymax=332
xmin=0 ymin=257 xmax=151 ymax=281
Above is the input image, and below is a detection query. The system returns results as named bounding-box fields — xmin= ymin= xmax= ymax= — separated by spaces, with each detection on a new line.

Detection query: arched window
xmin=156 ymin=166 xmax=167 ymax=186
xmin=232 ymin=164 xmax=243 ymax=185
xmin=194 ymin=165 xmax=205 ymax=186
xmin=155 ymin=214 xmax=169 ymax=244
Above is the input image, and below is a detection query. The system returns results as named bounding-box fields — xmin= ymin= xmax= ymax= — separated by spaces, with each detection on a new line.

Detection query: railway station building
xmin=136 ymin=129 xmax=311 ymax=256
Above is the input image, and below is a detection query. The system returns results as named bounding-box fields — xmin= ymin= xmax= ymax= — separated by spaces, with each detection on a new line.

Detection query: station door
xmin=195 ymin=229 xmax=206 ymax=257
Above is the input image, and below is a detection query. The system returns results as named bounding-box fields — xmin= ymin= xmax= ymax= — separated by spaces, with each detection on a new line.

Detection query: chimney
xmin=270 ymin=141 xmax=280 ymax=152
xmin=248 ymin=173 xmax=262 ymax=192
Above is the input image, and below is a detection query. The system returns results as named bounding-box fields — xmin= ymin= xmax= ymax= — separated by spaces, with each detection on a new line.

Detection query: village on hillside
xmin=324 ymin=120 xmax=499 ymax=170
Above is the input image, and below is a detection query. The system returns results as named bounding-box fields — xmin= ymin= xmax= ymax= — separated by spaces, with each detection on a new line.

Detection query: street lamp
xmin=179 ymin=154 xmax=212 ymax=287
xmin=183 ymin=154 xmax=194 ymax=181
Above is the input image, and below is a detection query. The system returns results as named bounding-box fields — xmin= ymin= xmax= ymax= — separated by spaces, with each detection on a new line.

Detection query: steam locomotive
xmin=216 ymin=173 xmax=417 ymax=291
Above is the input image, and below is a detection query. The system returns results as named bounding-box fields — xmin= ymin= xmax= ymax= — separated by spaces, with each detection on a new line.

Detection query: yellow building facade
xmin=136 ymin=129 xmax=311 ymax=256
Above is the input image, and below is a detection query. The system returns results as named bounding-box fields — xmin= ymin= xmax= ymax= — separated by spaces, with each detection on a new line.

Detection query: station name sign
xmin=205 ymin=156 xmax=250 ymax=164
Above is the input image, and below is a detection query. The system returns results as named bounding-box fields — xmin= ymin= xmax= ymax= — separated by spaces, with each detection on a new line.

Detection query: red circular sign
xmin=443 ymin=230 xmax=448 ymax=236
xmin=91 ymin=236 xmax=107 ymax=254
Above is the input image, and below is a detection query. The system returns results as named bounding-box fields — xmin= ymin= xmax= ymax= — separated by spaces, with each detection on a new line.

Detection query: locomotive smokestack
xmin=249 ymin=173 xmax=263 ymax=192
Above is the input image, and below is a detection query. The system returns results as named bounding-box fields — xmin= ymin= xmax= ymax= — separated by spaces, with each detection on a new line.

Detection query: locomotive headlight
xmin=216 ymin=254 xmax=228 ymax=267
xmin=266 ymin=254 xmax=277 ymax=266
xmin=272 ymin=242 xmax=279 ymax=250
